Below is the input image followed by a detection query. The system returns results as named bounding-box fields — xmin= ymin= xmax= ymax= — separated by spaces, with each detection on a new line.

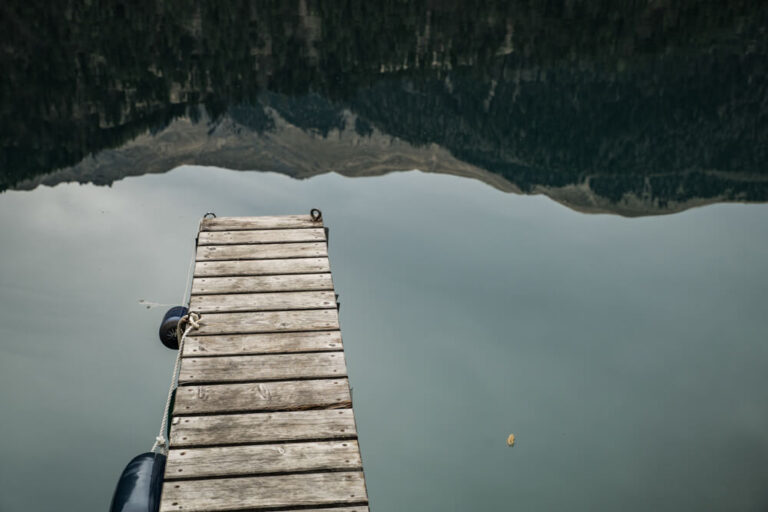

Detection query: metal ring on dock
xmin=310 ymin=208 xmax=323 ymax=222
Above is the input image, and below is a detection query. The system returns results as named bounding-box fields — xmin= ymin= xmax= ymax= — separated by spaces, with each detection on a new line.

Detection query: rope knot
xmin=176 ymin=311 xmax=203 ymax=344
xmin=151 ymin=435 xmax=167 ymax=454
xmin=187 ymin=312 xmax=201 ymax=329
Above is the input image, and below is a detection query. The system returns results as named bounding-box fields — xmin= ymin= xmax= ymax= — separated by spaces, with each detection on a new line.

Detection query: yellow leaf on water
xmin=507 ymin=433 xmax=516 ymax=447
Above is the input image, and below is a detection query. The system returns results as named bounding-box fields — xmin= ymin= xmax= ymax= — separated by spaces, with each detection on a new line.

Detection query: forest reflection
xmin=2 ymin=0 xmax=767 ymax=215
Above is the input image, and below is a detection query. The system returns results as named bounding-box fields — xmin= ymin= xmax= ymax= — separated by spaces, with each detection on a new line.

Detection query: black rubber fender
xmin=159 ymin=306 xmax=188 ymax=350
xmin=109 ymin=452 xmax=166 ymax=512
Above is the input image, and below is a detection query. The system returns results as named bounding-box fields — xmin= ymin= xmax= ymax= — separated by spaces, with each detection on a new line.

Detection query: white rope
xmin=151 ymin=312 xmax=202 ymax=454
xmin=150 ymin=216 xmax=209 ymax=455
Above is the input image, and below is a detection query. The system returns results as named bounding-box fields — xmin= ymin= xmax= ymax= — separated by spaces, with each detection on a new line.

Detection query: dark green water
xmin=1 ymin=2 xmax=767 ymax=511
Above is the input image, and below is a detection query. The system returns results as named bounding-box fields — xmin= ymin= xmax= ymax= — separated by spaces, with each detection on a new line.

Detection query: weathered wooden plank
xmin=199 ymin=228 xmax=326 ymax=245
xmin=192 ymin=273 xmax=333 ymax=294
xmin=195 ymin=257 xmax=331 ymax=277
xmin=183 ymin=331 xmax=343 ymax=357
xmin=197 ymin=242 xmax=328 ymax=261
xmin=174 ymin=379 xmax=351 ymax=414
xmin=170 ymin=409 xmax=357 ymax=447
xmin=178 ymin=352 xmax=346 ymax=384
xmin=160 ymin=472 xmax=366 ymax=512
xmin=190 ymin=291 xmax=336 ymax=313
xmin=274 ymin=508 xmax=369 ymax=512
xmin=193 ymin=309 xmax=339 ymax=335
xmin=201 ymin=215 xmax=321 ymax=231
xmin=166 ymin=440 xmax=361 ymax=479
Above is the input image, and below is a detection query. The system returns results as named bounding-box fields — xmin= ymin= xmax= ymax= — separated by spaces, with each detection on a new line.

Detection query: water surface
xmin=1 ymin=168 xmax=767 ymax=511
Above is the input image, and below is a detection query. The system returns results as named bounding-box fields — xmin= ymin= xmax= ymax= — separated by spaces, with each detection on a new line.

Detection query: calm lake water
xmin=1 ymin=1 xmax=768 ymax=511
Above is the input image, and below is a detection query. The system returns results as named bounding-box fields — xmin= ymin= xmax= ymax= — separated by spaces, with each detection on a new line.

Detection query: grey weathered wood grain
xmin=160 ymin=471 xmax=366 ymax=512
xmin=197 ymin=242 xmax=328 ymax=261
xmin=193 ymin=309 xmax=339 ymax=335
xmin=194 ymin=258 xmax=331 ymax=277
xmin=199 ymin=228 xmax=326 ymax=245
xmin=201 ymin=215 xmax=322 ymax=231
xmin=178 ymin=352 xmax=347 ymax=383
xmin=183 ymin=331 xmax=343 ymax=357
xmin=192 ymin=273 xmax=333 ymax=294
xmin=169 ymin=409 xmax=356 ymax=447
xmin=174 ymin=379 xmax=351 ymax=414
xmin=270 ymin=508 xmax=369 ymax=512
xmin=190 ymin=291 xmax=336 ymax=313
xmin=166 ymin=440 xmax=361 ymax=479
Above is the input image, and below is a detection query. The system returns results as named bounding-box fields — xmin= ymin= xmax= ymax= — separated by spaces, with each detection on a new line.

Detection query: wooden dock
xmin=159 ymin=214 xmax=369 ymax=512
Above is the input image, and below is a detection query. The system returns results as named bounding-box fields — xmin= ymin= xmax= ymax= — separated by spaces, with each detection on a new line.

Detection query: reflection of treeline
xmin=588 ymin=173 xmax=768 ymax=206
xmin=1 ymin=0 xmax=767 ymax=199
xmin=347 ymin=57 xmax=768 ymax=180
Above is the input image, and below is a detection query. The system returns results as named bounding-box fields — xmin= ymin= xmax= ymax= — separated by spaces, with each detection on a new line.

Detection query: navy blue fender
xmin=109 ymin=452 xmax=166 ymax=512
xmin=158 ymin=306 xmax=188 ymax=349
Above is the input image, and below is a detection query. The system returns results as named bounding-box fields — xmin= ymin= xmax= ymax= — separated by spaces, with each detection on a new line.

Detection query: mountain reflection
xmin=2 ymin=0 xmax=767 ymax=215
